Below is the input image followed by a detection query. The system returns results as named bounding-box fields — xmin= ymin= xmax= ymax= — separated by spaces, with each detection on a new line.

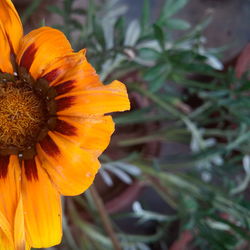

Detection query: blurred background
xmin=14 ymin=0 xmax=250 ymax=249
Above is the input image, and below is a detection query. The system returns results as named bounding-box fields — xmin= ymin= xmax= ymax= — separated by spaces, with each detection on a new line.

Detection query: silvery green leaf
xmin=174 ymin=41 xmax=192 ymax=50
xmin=190 ymin=137 xmax=199 ymax=152
xmin=201 ymin=171 xmax=212 ymax=182
xmin=106 ymin=0 xmax=120 ymax=7
xmin=124 ymin=20 xmax=141 ymax=46
xmin=103 ymin=22 xmax=114 ymax=49
xmin=206 ymin=219 xmax=231 ymax=231
xmin=136 ymin=40 xmax=162 ymax=51
xmin=101 ymin=59 xmax=113 ymax=76
xmin=103 ymin=5 xmax=128 ymax=20
xmin=133 ymin=57 xmax=155 ymax=67
xmin=205 ymin=55 xmax=224 ymax=70
xmin=132 ymin=201 xmax=143 ymax=213
xmin=204 ymin=138 xmax=216 ymax=147
xmin=99 ymin=168 xmax=113 ymax=186
xmin=100 ymin=0 xmax=127 ymax=26
xmin=243 ymin=155 xmax=250 ymax=173
xmin=211 ymin=155 xmax=223 ymax=166
xmin=149 ymin=72 xmax=167 ymax=92
xmin=139 ymin=48 xmax=160 ymax=61
xmin=115 ymin=162 xmax=141 ymax=176
xmin=186 ymin=120 xmax=204 ymax=151
xmin=166 ymin=18 xmax=191 ymax=30
xmin=159 ymin=0 xmax=188 ymax=20
xmin=100 ymin=54 xmax=125 ymax=81
xmin=104 ymin=163 xmax=133 ymax=184
xmin=132 ymin=202 xmax=175 ymax=223
xmin=136 ymin=242 xmax=150 ymax=250
xmin=230 ymin=155 xmax=250 ymax=195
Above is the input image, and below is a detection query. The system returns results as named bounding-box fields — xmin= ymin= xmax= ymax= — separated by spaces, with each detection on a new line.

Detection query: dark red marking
xmin=19 ymin=43 xmax=37 ymax=71
xmin=54 ymin=80 xmax=75 ymax=96
xmin=55 ymin=119 xmax=77 ymax=136
xmin=56 ymin=96 xmax=76 ymax=112
xmin=42 ymin=68 xmax=61 ymax=82
xmin=0 ymin=155 xmax=9 ymax=178
xmin=39 ymin=135 xmax=60 ymax=157
xmin=24 ymin=159 xmax=38 ymax=181
xmin=6 ymin=34 xmax=15 ymax=55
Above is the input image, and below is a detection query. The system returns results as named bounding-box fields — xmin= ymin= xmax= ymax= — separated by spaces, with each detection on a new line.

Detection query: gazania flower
xmin=0 ymin=0 xmax=130 ymax=249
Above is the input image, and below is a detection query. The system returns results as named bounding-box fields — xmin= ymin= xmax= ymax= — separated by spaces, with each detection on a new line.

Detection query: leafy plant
xmin=25 ymin=0 xmax=250 ymax=249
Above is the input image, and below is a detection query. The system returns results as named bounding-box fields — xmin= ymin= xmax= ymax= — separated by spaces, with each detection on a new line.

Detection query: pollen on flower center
xmin=0 ymin=81 xmax=46 ymax=153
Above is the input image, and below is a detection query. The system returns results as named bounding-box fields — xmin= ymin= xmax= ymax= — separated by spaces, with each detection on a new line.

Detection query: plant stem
xmin=89 ymin=185 xmax=122 ymax=250
xmin=130 ymin=84 xmax=184 ymax=119
xmin=147 ymin=175 xmax=178 ymax=209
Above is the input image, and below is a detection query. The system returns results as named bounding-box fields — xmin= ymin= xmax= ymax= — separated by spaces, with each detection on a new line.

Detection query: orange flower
xmin=0 ymin=0 xmax=130 ymax=249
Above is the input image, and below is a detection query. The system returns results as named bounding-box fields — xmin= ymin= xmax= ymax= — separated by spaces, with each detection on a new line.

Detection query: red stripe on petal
xmin=54 ymin=119 xmax=77 ymax=136
xmin=56 ymin=96 xmax=76 ymax=112
xmin=42 ymin=68 xmax=61 ymax=82
xmin=24 ymin=159 xmax=38 ymax=181
xmin=39 ymin=135 xmax=60 ymax=157
xmin=54 ymin=80 xmax=75 ymax=96
xmin=19 ymin=43 xmax=37 ymax=70
xmin=0 ymin=155 xmax=9 ymax=178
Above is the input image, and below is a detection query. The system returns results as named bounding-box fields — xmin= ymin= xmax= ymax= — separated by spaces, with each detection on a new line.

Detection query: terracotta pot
xmin=235 ymin=44 xmax=250 ymax=78
xmin=169 ymin=230 xmax=194 ymax=250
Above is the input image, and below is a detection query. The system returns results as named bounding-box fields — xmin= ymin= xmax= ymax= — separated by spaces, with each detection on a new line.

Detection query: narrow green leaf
xmin=47 ymin=5 xmax=65 ymax=17
xmin=87 ymin=0 xmax=95 ymax=33
xmin=166 ymin=18 xmax=191 ymax=30
xmin=140 ymin=0 xmax=150 ymax=34
xmin=144 ymin=64 xmax=166 ymax=82
xmin=139 ymin=48 xmax=160 ymax=61
xmin=93 ymin=17 xmax=106 ymax=48
xmin=114 ymin=17 xmax=125 ymax=46
xmin=160 ymin=0 xmax=188 ymax=21
xmin=149 ymin=73 xmax=167 ymax=92
xmin=124 ymin=20 xmax=141 ymax=46
xmin=64 ymin=0 xmax=73 ymax=13
xmin=72 ymin=8 xmax=87 ymax=15
xmin=153 ymin=24 xmax=165 ymax=49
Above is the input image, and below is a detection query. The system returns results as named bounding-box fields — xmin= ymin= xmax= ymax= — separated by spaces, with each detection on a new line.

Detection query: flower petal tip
xmin=109 ymin=80 xmax=131 ymax=112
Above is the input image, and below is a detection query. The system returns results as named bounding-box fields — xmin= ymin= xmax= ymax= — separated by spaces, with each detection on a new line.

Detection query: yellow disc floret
xmin=0 ymin=81 xmax=46 ymax=152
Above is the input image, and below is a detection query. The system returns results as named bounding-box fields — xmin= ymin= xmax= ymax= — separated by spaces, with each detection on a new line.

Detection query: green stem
xmin=89 ymin=185 xmax=122 ymax=250
xmin=226 ymin=131 xmax=250 ymax=151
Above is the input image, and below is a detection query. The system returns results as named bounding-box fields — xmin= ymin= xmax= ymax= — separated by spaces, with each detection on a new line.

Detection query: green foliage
xmin=32 ymin=0 xmax=250 ymax=249
xmin=21 ymin=0 xmax=43 ymax=24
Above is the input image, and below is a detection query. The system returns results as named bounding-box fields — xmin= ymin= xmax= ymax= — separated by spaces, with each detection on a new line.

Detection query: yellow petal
xmin=56 ymin=80 xmax=130 ymax=116
xmin=0 ymin=210 xmax=13 ymax=249
xmin=37 ymin=132 xmax=100 ymax=196
xmin=0 ymin=0 xmax=23 ymax=54
xmin=0 ymin=24 xmax=14 ymax=73
xmin=0 ymin=155 xmax=22 ymax=249
xmin=54 ymin=115 xmax=115 ymax=157
xmin=16 ymin=27 xmax=72 ymax=79
xmin=14 ymin=198 xmax=27 ymax=250
xmin=0 ymin=156 xmax=21 ymax=232
xmin=22 ymin=157 xmax=62 ymax=248
xmin=44 ymin=52 xmax=102 ymax=93
xmin=39 ymin=49 xmax=87 ymax=85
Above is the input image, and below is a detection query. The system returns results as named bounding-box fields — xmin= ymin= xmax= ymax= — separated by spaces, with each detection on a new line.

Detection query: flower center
xmin=0 ymin=80 xmax=47 ymax=154
xmin=0 ymin=67 xmax=58 ymax=159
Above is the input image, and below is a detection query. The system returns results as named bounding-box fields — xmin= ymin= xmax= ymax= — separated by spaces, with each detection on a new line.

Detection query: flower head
xmin=0 ymin=0 xmax=130 ymax=249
